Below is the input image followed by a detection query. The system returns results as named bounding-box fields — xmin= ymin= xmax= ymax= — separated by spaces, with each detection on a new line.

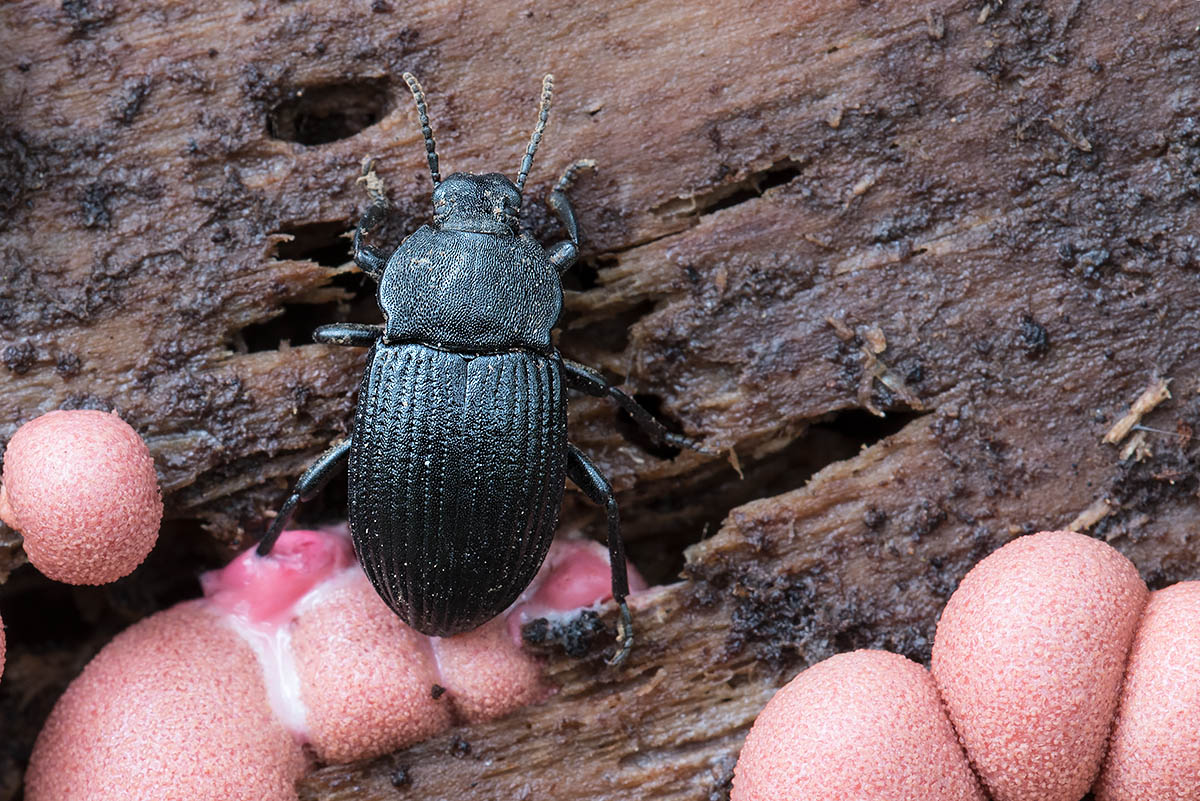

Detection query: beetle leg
xmin=566 ymin=443 xmax=633 ymax=667
xmin=256 ymin=438 xmax=352 ymax=556
xmin=547 ymin=240 xmax=578 ymax=275
xmin=545 ymin=159 xmax=595 ymax=274
xmin=352 ymin=158 xmax=390 ymax=280
xmin=353 ymin=202 xmax=388 ymax=281
xmin=562 ymin=359 xmax=709 ymax=453
xmin=313 ymin=323 xmax=382 ymax=347
xmin=547 ymin=159 xmax=594 ymax=244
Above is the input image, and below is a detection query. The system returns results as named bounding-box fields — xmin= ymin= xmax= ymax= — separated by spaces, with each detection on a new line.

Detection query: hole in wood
xmin=561 ymin=253 xmax=609 ymax=292
xmin=621 ymin=406 xmax=929 ymax=584
xmin=276 ymin=220 xmax=351 ymax=266
xmin=268 ymin=79 xmax=393 ymax=145
xmin=701 ymin=163 xmax=802 ymax=216
xmin=236 ymin=222 xmax=379 ymax=353
xmin=652 ymin=157 xmax=804 ymax=219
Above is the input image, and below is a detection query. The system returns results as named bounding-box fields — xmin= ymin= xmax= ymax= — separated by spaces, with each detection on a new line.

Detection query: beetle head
xmin=433 ymin=173 xmax=522 ymax=235
xmin=400 ymin=72 xmax=555 ymax=233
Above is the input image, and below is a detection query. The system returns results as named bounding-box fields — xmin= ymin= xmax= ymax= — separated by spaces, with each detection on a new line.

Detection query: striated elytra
xmin=258 ymin=74 xmax=702 ymax=666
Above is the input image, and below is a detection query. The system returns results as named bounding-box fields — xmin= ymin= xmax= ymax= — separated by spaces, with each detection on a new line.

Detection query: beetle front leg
xmin=562 ymin=359 xmax=708 ymax=453
xmin=353 ymin=203 xmax=388 ymax=280
xmin=257 ymin=438 xmax=351 ymax=556
xmin=353 ymin=158 xmax=390 ymax=280
xmin=566 ymin=443 xmax=633 ymax=667
xmin=546 ymin=160 xmax=595 ymax=274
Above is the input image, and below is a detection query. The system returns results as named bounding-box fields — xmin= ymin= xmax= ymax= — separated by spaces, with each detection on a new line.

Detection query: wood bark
xmin=0 ymin=0 xmax=1198 ymax=798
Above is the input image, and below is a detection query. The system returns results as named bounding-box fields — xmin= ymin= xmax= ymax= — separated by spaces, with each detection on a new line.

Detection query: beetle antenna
xmin=515 ymin=74 xmax=554 ymax=194
xmin=402 ymin=72 xmax=441 ymax=187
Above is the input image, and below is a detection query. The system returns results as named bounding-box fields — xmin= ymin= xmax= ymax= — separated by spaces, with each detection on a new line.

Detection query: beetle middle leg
xmin=313 ymin=323 xmax=382 ymax=347
xmin=563 ymin=359 xmax=706 ymax=453
xmin=257 ymin=438 xmax=351 ymax=556
xmin=565 ymin=443 xmax=633 ymax=667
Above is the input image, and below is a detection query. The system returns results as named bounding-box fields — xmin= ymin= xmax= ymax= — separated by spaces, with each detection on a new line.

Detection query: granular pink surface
xmin=432 ymin=616 xmax=549 ymax=723
xmin=731 ymin=649 xmax=985 ymax=801
xmin=26 ymin=528 xmax=643 ymax=796
xmin=25 ymin=604 xmax=307 ymax=801
xmin=0 ymin=410 xmax=162 ymax=585
xmin=931 ymin=530 xmax=1147 ymax=801
xmin=1094 ymin=581 xmax=1200 ymax=801
xmin=292 ymin=574 xmax=452 ymax=763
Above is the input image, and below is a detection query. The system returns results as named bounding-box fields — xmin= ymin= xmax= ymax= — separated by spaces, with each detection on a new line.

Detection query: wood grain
xmin=0 ymin=0 xmax=1197 ymax=798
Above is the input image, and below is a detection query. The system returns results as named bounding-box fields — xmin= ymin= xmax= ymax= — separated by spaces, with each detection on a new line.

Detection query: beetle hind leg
xmin=256 ymin=438 xmax=351 ymax=556
xmin=565 ymin=443 xmax=633 ymax=667
xmin=562 ymin=358 xmax=709 ymax=454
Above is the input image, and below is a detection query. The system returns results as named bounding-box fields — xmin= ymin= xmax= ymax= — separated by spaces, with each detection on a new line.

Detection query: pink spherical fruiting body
xmin=432 ymin=616 xmax=549 ymax=723
xmin=732 ymin=649 xmax=985 ymax=801
xmin=932 ymin=530 xmax=1147 ymax=801
xmin=0 ymin=410 xmax=162 ymax=584
xmin=1095 ymin=581 xmax=1200 ymax=801
xmin=25 ymin=604 xmax=307 ymax=801
xmin=291 ymin=574 xmax=453 ymax=763
xmin=28 ymin=528 xmax=638 ymax=797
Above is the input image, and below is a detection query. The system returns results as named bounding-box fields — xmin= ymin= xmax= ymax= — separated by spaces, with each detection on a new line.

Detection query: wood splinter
xmin=1104 ymin=378 xmax=1172 ymax=445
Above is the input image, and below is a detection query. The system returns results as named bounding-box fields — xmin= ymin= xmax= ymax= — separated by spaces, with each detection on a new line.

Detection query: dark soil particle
xmin=2 ymin=342 xmax=36 ymax=374
xmin=449 ymin=735 xmax=471 ymax=758
xmin=389 ymin=765 xmax=411 ymax=787
xmin=521 ymin=610 xmax=607 ymax=659
xmin=1019 ymin=315 xmax=1050 ymax=359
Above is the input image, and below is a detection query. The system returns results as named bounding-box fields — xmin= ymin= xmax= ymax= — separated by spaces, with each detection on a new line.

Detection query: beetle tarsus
xmin=353 ymin=160 xmax=390 ymax=280
xmin=547 ymin=160 xmax=595 ymax=248
xmin=607 ymin=601 xmax=633 ymax=667
xmin=257 ymin=496 xmax=297 ymax=556
xmin=357 ymin=156 xmax=389 ymax=206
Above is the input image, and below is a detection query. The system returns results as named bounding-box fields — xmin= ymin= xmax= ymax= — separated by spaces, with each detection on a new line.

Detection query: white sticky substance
xmin=212 ymin=565 xmax=363 ymax=743
xmin=208 ymin=533 xmax=628 ymax=747
xmin=220 ymin=613 xmax=308 ymax=737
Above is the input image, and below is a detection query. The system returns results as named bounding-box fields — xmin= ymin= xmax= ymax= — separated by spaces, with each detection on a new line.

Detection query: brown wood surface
xmin=1 ymin=0 xmax=1198 ymax=798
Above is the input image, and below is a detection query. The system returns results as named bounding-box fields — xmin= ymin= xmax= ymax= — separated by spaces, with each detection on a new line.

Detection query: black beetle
xmin=257 ymin=73 xmax=701 ymax=665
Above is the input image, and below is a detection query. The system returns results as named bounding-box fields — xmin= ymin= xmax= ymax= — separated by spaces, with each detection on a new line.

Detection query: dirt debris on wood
xmin=1 ymin=0 xmax=1199 ymax=799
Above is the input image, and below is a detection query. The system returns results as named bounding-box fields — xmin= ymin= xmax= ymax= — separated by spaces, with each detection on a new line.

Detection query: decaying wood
xmin=1 ymin=0 xmax=1198 ymax=798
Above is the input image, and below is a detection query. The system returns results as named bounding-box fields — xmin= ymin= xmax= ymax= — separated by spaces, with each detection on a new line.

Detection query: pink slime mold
xmin=0 ymin=410 xmax=162 ymax=585
xmin=932 ymin=530 xmax=1147 ymax=801
xmin=1095 ymin=581 xmax=1200 ymax=801
xmin=27 ymin=527 xmax=642 ymax=799
xmin=731 ymin=531 xmax=1199 ymax=800
xmin=26 ymin=603 xmax=306 ymax=801
xmin=732 ymin=649 xmax=985 ymax=801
